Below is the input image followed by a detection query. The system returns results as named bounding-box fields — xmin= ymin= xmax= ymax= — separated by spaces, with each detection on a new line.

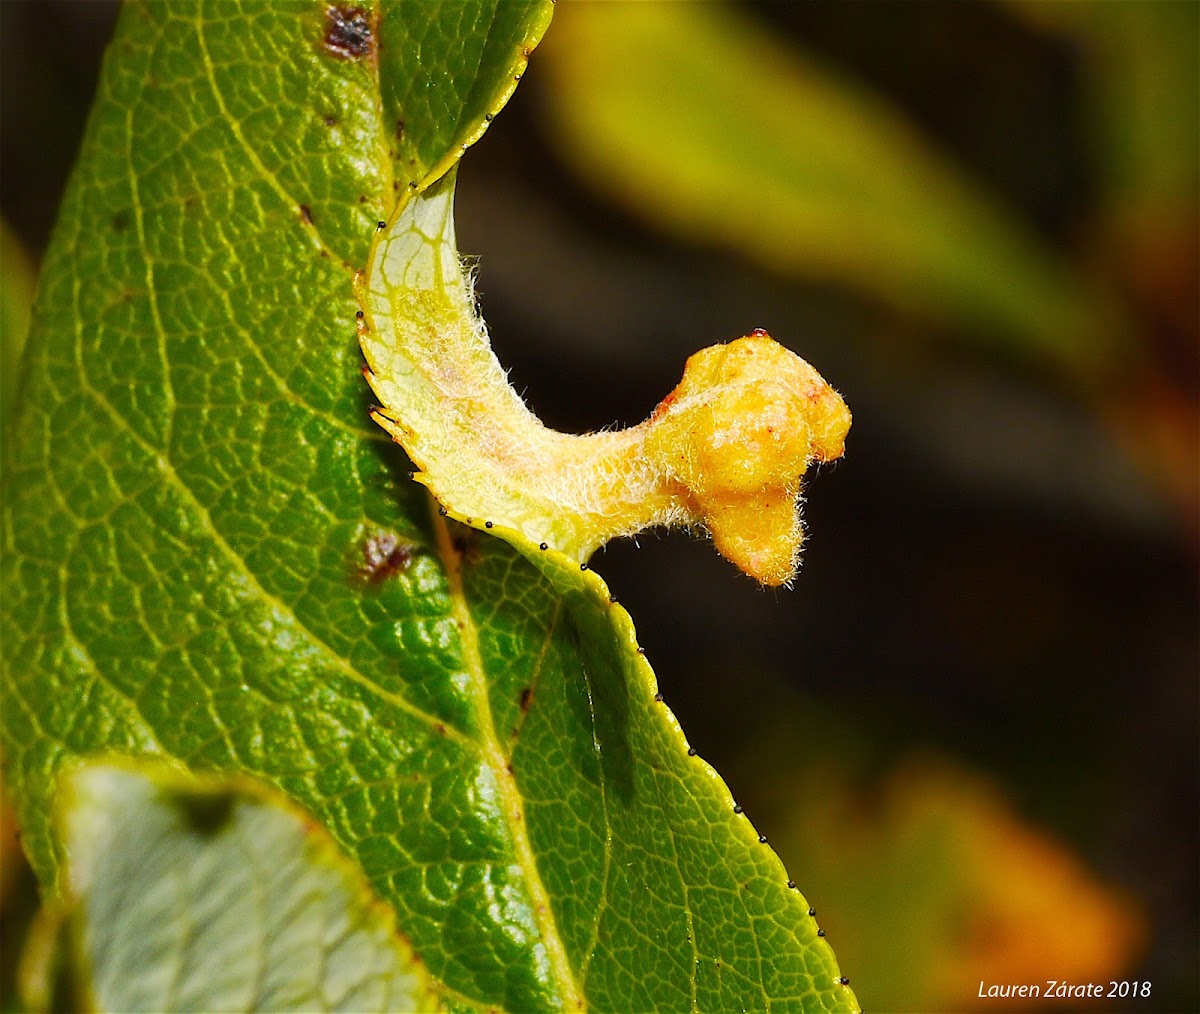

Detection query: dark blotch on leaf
xmin=519 ymin=686 xmax=533 ymax=712
xmin=358 ymin=530 xmax=414 ymax=584
xmin=299 ymin=204 xmax=313 ymax=225
xmin=111 ymin=209 xmax=131 ymax=232
xmin=323 ymin=5 xmax=374 ymax=60
xmin=173 ymin=789 xmax=236 ymax=837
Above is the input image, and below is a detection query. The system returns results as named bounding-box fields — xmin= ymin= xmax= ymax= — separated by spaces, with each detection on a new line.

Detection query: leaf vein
xmin=70 ymin=374 xmax=468 ymax=749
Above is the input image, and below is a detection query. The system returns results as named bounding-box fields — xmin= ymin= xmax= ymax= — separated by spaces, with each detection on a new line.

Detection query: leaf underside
xmin=56 ymin=760 xmax=436 ymax=1013
xmin=1 ymin=2 xmax=856 ymax=1011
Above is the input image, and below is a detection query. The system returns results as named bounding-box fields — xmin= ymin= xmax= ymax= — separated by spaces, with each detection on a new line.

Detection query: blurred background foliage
xmin=2 ymin=2 xmax=1196 ymax=1011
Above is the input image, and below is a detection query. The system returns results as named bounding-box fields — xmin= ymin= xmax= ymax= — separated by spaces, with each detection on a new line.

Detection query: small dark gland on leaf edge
xmin=786 ymin=879 xmax=796 ymax=889
xmin=485 ymin=521 xmax=494 ymax=528
xmin=733 ymin=804 xmax=743 ymax=813
xmin=438 ymin=507 xmax=448 ymax=516
xmin=539 ymin=542 xmax=548 ymax=551
xmin=818 ymin=929 xmax=826 ymax=937
xmin=580 ymin=563 xmax=588 ymax=571
xmin=687 ymin=747 xmax=697 ymax=757
xmin=839 ymin=977 xmax=851 ymax=986
xmin=323 ymin=5 xmax=374 ymax=61
xmin=377 ymin=220 xmax=386 ymax=230
xmin=758 ymin=834 xmax=768 ymax=843
xmin=654 ymin=692 xmax=663 ymax=702
xmin=808 ymin=906 xmax=816 ymax=917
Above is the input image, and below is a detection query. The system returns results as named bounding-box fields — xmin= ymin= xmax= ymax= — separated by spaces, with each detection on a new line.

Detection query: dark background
xmin=3 ymin=2 xmax=1196 ymax=1011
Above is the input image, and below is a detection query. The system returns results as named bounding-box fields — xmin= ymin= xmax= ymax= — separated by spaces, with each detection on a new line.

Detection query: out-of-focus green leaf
xmin=538 ymin=1 xmax=1130 ymax=379
xmin=1 ymin=2 xmax=857 ymax=1010
xmin=1 ymin=219 xmax=35 ymax=427
xmin=1011 ymin=1 xmax=1198 ymax=212
xmin=49 ymin=760 xmax=437 ymax=1014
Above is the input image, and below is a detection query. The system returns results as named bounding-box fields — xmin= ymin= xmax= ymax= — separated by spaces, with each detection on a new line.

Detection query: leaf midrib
xmin=429 ymin=499 xmax=586 ymax=1012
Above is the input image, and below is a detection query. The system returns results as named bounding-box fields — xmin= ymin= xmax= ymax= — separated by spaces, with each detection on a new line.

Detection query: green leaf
xmin=537 ymin=1 xmax=1132 ymax=380
xmin=1 ymin=2 xmax=856 ymax=1010
xmin=0 ymin=218 xmax=35 ymax=428
xmin=46 ymin=760 xmax=437 ymax=1013
xmin=379 ymin=1 xmax=552 ymax=191
xmin=1008 ymin=0 xmax=1199 ymax=212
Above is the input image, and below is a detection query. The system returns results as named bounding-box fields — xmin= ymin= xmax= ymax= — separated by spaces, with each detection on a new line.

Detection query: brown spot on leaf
xmin=357 ymin=530 xmax=414 ymax=584
xmin=451 ymin=527 xmax=483 ymax=567
xmin=323 ymin=5 xmax=374 ymax=60
xmin=519 ymin=686 xmax=533 ymax=712
xmin=111 ymin=209 xmax=131 ymax=232
xmin=299 ymin=204 xmax=313 ymax=225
